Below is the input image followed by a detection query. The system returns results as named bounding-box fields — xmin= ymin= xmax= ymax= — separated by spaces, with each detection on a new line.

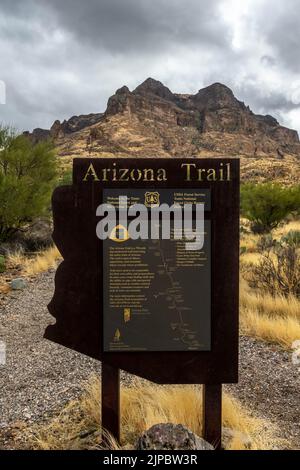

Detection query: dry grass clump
xmin=273 ymin=220 xmax=300 ymax=238
xmin=240 ymin=308 xmax=300 ymax=348
xmin=240 ymin=252 xmax=263 ymax=266
xmin=240 ymin=279 xmax=300 ymax=348
xmin=240 ymin=284 xmax=300 ymax=321
xmin=7 ymin=245 xmax=61 ymax=277
xmin=24 ymin=376 xmax=281 ymax=451
xmin=24 ymin=246 xmax=61 ymax=276
xmin=240 ymin=234 xmax=260 ymax=254
xmin=6 ymin=250 xmax=26 ymax=269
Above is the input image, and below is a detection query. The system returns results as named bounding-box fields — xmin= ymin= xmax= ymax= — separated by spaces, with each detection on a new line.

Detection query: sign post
xmin=45 ymin=157 xmax=239 ymax=450
xmin=102 ymin=363 xmax=120 ymax=443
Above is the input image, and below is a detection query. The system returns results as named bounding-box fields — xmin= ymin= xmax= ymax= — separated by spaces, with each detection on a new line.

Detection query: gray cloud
xmin=254 ymin=0 xmax=300 ymax=73
xmin=43 ymin=0 xmax=230 ymax=52
xmin=236 ymin=83 xmax=300 ymax=113
xmin=0 ymin=0 xmax=300 ymax=134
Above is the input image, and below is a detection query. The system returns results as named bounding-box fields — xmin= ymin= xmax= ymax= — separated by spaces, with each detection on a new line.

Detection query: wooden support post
xmin=101 ymin=363 xmax=120 ymax=444
xmin=202 ymin=383 xmax=222 ymax=450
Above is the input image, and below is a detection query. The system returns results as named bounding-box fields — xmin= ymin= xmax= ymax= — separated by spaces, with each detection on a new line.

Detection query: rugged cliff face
xmin=26 ymin=78 xmax=300 ymax=182
xmin=24 ymin=113 xmax=104 ymax=144
xmin=103 ymin=78 xmax=299 ymax=155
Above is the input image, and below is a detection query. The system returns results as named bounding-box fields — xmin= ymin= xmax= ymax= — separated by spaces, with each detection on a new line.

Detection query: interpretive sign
xmin=44 ymin=157 xmax=240 ymax=449
xmin=103 ymin=212 xmax=211 ymax=352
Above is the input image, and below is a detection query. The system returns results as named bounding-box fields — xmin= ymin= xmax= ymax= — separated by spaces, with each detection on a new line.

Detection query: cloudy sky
xmin=1 ymin=0 xmax=300 ymax=134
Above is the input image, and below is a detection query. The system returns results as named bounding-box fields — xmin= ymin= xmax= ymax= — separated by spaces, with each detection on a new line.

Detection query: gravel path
xmin=227 ymin=337 xmax=300 ymax=449
xmin=0 ymin=269 xmax=299 ymax=449
xmin=0 ymin=270 xmax=100 ymax=430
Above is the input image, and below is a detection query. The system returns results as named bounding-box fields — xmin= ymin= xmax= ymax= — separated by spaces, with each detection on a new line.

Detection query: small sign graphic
xmin=114 ymin=329 xmax=121 ymax=342
xmin=124 ymin=308 xmax=131 ymax=323
xmin=109 ymin=224 xmax=130 ymax=243
xmin=145 ymin=191 xmax=160 ymax=207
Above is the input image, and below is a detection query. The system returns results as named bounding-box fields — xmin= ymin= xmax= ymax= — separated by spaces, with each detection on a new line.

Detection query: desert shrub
xmin=0 ymin=126 xmax=57 ymax=241
xmin=59 ymin=169 xmax=72 ymax=186
xmin=246 ymin=244 xmax=300 ymax=298
xmin=256 ymin=234 xmax=276 ymax=252
xmin=281 ymin=230 xmax=300 ymax=248
xmin=0 ymin=254 xmax=6 ymax=273
xmin=241 ymin=183 xmax=300 ymax=233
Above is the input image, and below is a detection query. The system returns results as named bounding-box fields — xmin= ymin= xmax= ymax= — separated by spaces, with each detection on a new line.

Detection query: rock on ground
xmin=137 ymin=423 xmax=214 ymax=450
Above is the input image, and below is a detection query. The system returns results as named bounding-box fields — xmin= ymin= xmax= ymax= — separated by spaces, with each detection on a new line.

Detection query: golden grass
xmin=240 ymin=252 xmax=263 ymax=266
xmin=240 ymin=279 xmax=300 ymax=348
xmin=240 ymin=309 xmax=300 ymax=348
xmin=240 ymin=249 xmax=278 ymax=267
xmin=24 ymin=246 xmax=61 ymax=276
xmin=7 ymin=245 xmax=62 ymax=277
xmin=6 ymin=250 xmax=26 ymax=268
xmin=240 ymin=233 xmax=260 ymax=253
xmin=273 ymin=220 xmax=300 ymax=238
xmin=239 ymin=218 xmax=300 ymax=349
xmin=25 ymin=376 xmax=281 ymax=451
xmin=241 ymin=287 xmax=300 ymax=321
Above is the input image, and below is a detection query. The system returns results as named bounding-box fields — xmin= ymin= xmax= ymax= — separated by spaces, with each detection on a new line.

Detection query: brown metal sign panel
xmin=45 ymin=158 xmax=239 ymax=385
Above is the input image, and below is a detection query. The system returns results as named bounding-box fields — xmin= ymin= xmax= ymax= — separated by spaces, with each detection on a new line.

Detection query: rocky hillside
xmin=26 ymin=78 xmax=300 ymax=182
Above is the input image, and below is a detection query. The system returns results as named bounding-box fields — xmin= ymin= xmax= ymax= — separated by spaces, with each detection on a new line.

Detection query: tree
xmin=59 ymin=168 xmax=72 ymax=186
xmin=0 ymin=126 xmax=57 ymax=241
xmin=240 ymin=182 xmax=300 ymax=233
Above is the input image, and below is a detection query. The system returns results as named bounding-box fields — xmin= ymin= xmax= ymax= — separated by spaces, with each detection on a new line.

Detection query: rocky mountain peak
xmin=115 ymin=85 xmax=131 ymax=95
xmin=193 ymin=82 xmax=243 ymax=111
xmin=200 ymin=82 xmax=234 ymax=94
xmin=24 ymin=78 xmax=300 ymax=184
xmin=106 ymin=85 xmax=133 ymax=116
xmin=134 ymin=77 xmax=174 ymax=101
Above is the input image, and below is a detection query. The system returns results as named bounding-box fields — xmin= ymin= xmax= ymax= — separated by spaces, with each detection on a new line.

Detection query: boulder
xmin=136 ymin=423 xmax=214 ymax=450
xmin=10 ymin=278 xmax=27 ymax=290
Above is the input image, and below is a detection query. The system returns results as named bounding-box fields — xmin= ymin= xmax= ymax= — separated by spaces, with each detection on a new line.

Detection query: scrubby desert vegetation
xmin=6 ymin=246 xmax=61 ymax=277
xmin=239 ymin=182 xmax=300 ymax=349
xmin=240 ymin=216 xmax=300 ymax=349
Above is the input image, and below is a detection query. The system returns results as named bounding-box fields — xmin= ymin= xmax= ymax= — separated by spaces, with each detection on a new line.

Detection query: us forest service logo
xmin=145 ymin=191 xmax=160 ymax=207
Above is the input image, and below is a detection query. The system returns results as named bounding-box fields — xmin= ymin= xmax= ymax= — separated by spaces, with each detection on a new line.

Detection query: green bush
xmin=59 ymin=169 xmax=72 ymax=186
xmin=0 ymin=126 xmax=57 ymax=242
xmin=0 ymin=255 xmax=5 ymax=273
xmin=281 ymin=230 xmax=300 ymax=247
xmin=240 ymin=183 xmax=300 ymax=233
xmin=257 ymin=234 xmax=276 ymax=252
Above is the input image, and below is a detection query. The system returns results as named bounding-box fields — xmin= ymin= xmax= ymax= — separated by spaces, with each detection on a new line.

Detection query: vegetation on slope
xmin=240 ymin=220 xmax=300 ymax=348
